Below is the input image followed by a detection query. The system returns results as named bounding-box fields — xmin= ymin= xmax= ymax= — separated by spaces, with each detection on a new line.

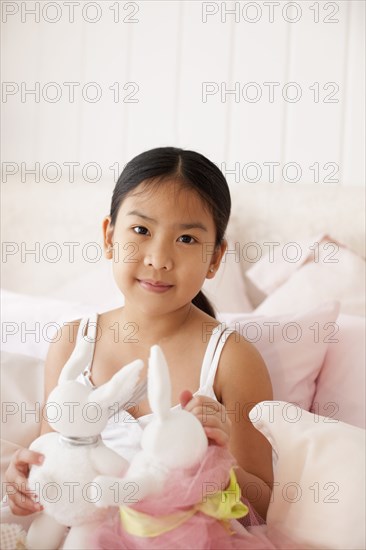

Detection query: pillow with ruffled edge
xmin=249 ymin=401 xmax=366 ymax=550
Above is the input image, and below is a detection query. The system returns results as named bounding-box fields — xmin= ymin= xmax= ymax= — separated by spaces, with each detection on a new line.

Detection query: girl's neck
xmin=120 ymin=302 xmax=194 ymax=348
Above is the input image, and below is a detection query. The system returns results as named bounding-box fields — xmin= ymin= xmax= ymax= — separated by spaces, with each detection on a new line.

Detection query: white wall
xmin=1 ymin=0 xmax=365 ymax=186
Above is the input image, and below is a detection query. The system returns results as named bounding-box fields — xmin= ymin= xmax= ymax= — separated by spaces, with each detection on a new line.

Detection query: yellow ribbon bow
xmin=119 ymin=468 xmax=248 ymax=538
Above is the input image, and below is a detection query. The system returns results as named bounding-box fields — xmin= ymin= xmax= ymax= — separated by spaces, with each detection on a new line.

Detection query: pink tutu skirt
xmin=91 ymin=446 xmax=296 ymax=550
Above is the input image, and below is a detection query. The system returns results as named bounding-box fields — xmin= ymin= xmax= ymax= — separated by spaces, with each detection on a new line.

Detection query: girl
xmin=5 ymin=147 xmax=273 ymax=524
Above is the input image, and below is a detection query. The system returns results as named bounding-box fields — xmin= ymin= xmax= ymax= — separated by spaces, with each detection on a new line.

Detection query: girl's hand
xmin=4 ymin=448 xmax=44 ymax=515
xmin=180 ymin=390 xmax=231 ymax=447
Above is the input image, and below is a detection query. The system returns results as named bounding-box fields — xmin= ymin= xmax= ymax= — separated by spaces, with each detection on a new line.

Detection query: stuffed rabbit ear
xmin=58 ymin=335 xmax=94 ymax=384
xmin=148 ymin=345 xmax=172 ymax=420
xmin=90 ymin=359 xmax=144 ymax=409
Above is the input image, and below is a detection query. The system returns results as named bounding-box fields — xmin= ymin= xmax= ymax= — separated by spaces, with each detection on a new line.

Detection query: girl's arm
xmin=183 ymin=333 xmax=273 ymax=519
xmin=4 ymin=320 xmax=81 ymax=515
xmin=220 ymin=334 xmax=273 ymax=518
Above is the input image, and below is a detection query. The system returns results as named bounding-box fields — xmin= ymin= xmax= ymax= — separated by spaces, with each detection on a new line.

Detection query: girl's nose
xmin=143 ymin=246 xmax=173 ymax=271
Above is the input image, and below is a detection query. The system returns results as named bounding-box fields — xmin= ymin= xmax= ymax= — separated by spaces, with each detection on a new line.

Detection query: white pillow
xmin=247 ymin=234 xmax=365 ymax=317
xmin=0 ymin=439 xmax=22 ymax=501
xmin=220 ymin=301 xmax=340 ymax=411
xmin=0 ymin=352 xmax=45 ymax=498
xmin=1 ymin=289 xmax=103 ymax=359
xmin=0 ymin=352 xmax=44 ymax=448
xmin=250 ymin=401 xmax=366 ymax=550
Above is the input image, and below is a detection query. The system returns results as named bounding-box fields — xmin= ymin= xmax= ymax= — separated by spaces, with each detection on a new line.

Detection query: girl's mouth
xmin=138 ymin=279 xmax=174 ymax=293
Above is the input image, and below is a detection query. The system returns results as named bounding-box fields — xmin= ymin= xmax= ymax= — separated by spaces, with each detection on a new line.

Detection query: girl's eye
xmin=178 ymin=235 xmax=196 ymax=244
xmin=133 ymin=226 xmax=149 ymax=235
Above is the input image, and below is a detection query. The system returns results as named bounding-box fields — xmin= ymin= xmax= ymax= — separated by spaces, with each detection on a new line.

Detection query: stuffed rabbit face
xmin=43 ymin=334 xmax=145 ymax=439
xmin=44 ymin=381 xmax=109 ymax=438
xmin=141 ymin=410 xmax=207 ymax=469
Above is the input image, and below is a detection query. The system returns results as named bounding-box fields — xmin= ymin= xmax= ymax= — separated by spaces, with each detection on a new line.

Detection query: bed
xmin=1 ymin=181 xmax=365 ymax=549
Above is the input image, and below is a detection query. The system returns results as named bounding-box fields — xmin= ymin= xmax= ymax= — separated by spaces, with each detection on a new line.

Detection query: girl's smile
xmin=137 ymin=278 xmax=174 ymax=293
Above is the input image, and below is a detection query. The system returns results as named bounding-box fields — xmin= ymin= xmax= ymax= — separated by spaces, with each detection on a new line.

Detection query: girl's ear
xmin=206 ymin=239 xmax=227 ymax=279
xmin=102 ymin=216 xmax=114 ymax=259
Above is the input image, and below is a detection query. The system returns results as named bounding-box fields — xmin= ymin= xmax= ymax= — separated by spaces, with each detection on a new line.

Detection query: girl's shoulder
xmin=47 ymin=306 xmax=123 ymax=366
xmin=214 ymin=330 xmax=273 ymax=404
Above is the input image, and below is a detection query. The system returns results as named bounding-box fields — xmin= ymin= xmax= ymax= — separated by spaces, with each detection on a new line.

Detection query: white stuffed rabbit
xmin=93 ymin=344 xmax=209 ymax=506
xmin=26 ymin=334 xmax=145 ymax=550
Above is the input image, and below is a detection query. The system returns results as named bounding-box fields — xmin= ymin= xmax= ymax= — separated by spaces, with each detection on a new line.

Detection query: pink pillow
xmin=246 ymin=234 xmax=365 ymax=317
xmin=245 ymin=234 xmax=326 ymax=294
xmin=220 ymin=301 xmax=340 ymax=411
xmin=311 ymin=314 xmax=366 ymax=428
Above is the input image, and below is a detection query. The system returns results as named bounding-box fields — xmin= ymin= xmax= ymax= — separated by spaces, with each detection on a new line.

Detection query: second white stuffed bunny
xmin=93 ymin=344 xmax=209 ymax=506
xmin=92 ymin=345 xmax=250 ymax=550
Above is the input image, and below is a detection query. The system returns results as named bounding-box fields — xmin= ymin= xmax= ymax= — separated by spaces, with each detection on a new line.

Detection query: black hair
xmin=109 ymin=147 xmax=231 ymax=318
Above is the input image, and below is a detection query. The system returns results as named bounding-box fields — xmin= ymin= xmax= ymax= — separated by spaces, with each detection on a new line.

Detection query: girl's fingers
xmin=193 ymin=410 xmax=223 ymax=428
xmin=13 ymin=472 xmax=30 ymax=492
xmin=179 ymin=390 xmax=194 ymax=409
xmin=4 ymin=467 xmax=29 ymax=496
xmin=6 ymin=484 xmax=42 ymax=515
xmin=8 ymin=498 xmax=41 ymax=516
xmin=183 ymin=396 xmax=216 ymax=412
xmin=189 ymin=405 xmax=230 ymax=427
xmin=204 ymin=426 xmax=230 ymax=448
xmin=6 ymin=467 xmax=36 ymax=498
xmin=182 ymin=394 xmax=231 ymax=444
xmin=4 ymin=448 xmax=44 ymax=516
xmin=12 ymin=448 xmax=44 ymax=469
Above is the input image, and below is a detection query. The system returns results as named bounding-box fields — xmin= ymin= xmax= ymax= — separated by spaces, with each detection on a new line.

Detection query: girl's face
xmin=103 ymin=180 xmax=226 ymax=316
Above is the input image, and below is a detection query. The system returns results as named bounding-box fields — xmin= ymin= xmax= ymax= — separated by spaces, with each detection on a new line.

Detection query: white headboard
xmin=229 ymin=183 xmax=365 ymax=264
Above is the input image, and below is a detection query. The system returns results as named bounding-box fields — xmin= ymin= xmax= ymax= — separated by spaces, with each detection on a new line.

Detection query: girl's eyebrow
xmin=179 ymin=222 xmax=208 ymax=232
xmin=127 ymin=210 xmax=208 ymax=232
xmin=127 ymin=210 xmax=155 ymax=222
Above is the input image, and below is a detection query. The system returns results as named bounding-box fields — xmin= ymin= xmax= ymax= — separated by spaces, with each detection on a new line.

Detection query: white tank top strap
xmin=76 ymin=312 xmax=99 ymax=341
xmin=77 ymin=312 xmax=99 ymax=387
xmin=199 ymin=323 xmax=236 ymax=392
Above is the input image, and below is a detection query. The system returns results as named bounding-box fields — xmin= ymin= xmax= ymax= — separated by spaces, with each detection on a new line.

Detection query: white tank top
xmin=73 ymin=313 xmax=235 ymax=462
